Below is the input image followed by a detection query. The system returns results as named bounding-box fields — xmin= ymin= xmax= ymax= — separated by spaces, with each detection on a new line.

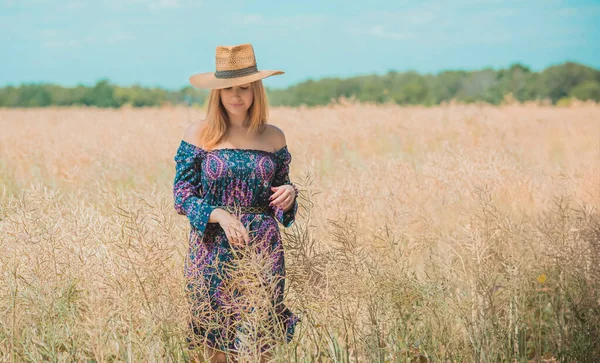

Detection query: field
xmin=1 ymin=102 xmax=599 ymax=362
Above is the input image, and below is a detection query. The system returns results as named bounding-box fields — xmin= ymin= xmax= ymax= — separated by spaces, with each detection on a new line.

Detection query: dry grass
xmin=0 ymin=101 xmax=599 ymax=362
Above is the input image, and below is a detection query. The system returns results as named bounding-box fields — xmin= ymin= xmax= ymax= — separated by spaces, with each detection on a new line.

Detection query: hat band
xmin=214 ymin=65 xmax=258 ymax=79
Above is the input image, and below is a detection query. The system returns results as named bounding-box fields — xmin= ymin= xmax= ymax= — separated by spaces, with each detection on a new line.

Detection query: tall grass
xmin=0 ymin=101 xmax=598 ymax=361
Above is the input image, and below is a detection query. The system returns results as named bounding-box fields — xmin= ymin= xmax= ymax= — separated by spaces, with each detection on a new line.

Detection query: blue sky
xmin=1 ymin=0 xmax=599 ymax=90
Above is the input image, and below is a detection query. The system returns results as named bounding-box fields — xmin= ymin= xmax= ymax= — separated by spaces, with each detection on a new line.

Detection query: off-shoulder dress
xmin=173 ymin=139 xmax=300 ymax=353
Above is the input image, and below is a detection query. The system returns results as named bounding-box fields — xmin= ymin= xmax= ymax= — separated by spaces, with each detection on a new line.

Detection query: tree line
xmin=1 ymin=62 xmax=598 ymax=108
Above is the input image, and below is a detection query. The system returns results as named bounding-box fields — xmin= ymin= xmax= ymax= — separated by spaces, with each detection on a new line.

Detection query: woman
xmin=173 ymin=44 xmax=300 ymax=362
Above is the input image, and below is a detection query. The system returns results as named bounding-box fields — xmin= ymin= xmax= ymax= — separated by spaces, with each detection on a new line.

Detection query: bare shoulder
xmin=182 ymin=119 xmax=207 ymax=147
xmin=263 ymin=124 xmax=287 ymax=151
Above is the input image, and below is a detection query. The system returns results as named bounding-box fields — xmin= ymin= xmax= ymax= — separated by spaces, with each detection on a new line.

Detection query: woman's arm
xmin=173 ymin=123 xmax=218 ymax=238
xmin=268 ymin=126 xmax=299 ymax=227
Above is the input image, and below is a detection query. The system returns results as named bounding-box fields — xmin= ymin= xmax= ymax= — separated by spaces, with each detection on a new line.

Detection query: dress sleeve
xmin=173 ymin=140 xmax=216 ymax=239
xmin=270 ymin=146 xmax=298 ymax=228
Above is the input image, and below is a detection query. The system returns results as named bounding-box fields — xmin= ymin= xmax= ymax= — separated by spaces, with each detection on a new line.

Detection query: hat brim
xmin=189 ymin=70 xmax=284 ymax=90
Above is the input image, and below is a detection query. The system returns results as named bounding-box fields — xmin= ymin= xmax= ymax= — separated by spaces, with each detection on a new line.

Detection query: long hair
xmin=199 ymin=80 xmax=270 ymax=150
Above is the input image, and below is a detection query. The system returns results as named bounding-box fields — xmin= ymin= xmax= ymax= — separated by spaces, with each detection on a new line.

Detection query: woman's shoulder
xmin=182 ymin=119 xmax=207 ymax=148
xmin=263 ymin=124 xmax=287 ymax=151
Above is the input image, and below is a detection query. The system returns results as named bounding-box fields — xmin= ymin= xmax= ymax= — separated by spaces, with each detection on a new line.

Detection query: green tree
xmin=569 ymin=80 xmax=600 ymax=101
xmin=83 ymin=79 xmax=119 ymax=107
xmin=539 ymin=62 xmax=598 ymax=102
xmin=1 ymin=62 xmax=599 ymax=108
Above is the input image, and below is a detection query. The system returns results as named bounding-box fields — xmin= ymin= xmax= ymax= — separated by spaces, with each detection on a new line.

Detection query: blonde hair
xmin=199 ymin=80 xmax=269 ymax=150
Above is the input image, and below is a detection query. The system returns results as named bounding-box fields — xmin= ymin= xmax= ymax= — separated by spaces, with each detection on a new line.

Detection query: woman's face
xmin=220 ymin=82 xmax=254 ymax=119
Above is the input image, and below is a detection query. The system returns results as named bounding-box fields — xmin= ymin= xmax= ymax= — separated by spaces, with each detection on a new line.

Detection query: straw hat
xmin=189 ymin=43 xmax=284 ymax=90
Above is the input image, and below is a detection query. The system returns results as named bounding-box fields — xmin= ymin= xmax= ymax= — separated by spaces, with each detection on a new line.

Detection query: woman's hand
xmin=270 ymin=184 xmax=296 ymax=212
xmin=214 ymin=209 xmax=250 ymax=248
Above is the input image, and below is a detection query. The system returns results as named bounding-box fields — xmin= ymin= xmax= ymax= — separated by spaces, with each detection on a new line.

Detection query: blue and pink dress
xmin=173 ymin=139 xmax=300 ymax=352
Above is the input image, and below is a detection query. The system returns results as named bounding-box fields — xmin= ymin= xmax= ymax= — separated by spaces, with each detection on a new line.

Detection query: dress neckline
xmin=180 ymin=139 xmax=287 ymax=156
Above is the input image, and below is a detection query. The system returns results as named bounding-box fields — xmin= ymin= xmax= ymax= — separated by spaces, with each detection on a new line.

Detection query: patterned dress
xmin=173 ymin=139 xmax=300 ymax=353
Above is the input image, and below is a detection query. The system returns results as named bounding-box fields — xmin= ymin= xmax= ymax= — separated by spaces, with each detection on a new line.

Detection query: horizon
xmin=1 ymin=0 xmax=599 ymax=90
xmin=2 ymin=60 xmax=597 ymax=92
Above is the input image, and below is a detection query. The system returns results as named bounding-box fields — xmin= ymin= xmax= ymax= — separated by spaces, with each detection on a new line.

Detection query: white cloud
xmin=2 ymin=0 xmax=49 ymax=6
xmin=41 ymin=28 xmax=60 ymax=38
xmin=554 ymin=5 xmax=600 ymax=17
xmin=345 ymin=3 xmax=533 ymax=44
xmin=237 ymin=14 xmax=264 ymax=25
xmin=366 ymin=25 xmax=416 ymax=40
xmin=43 ymin=39 xmax=80 ymax=48
xmin=148 ymin=0 xmax=179 ymax=10
xmin=344 ymin=8 xmax=438 ymax=41
xmin=224 ymin=13 xmax=327 ymax=29
xmin=109 ymin=0 xmax=201 ymax=10
xmin=41 ymin=27 xmax=137 ymax=48
xmin=346 ymin=22 xmax=418 ymax=41
xmin=108 ymin=32 xmax=137 ymax=43
xmin=8 ymin=0 xmax=200 ymax=8
xmin=557 ymin=7 xmax=577 ymax=16
xmin=41 ymin=28 xmax=82 ymax=48
xmin=363 ymin=10 xmax=436 ymax=26
xmin=66 ymin=0 xmax=86 ymax=10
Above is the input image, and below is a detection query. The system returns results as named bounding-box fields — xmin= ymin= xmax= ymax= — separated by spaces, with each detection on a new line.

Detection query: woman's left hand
xmin=269 ymin=185 xmax=296 ymax=211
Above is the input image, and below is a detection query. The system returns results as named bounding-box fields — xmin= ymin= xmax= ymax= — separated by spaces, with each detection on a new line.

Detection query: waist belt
xmin=213 ymin=205 xmax=270 ymax=214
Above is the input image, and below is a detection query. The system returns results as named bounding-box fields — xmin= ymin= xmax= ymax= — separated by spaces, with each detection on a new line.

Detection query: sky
xmin=1 ymin=0 xmax=599 ymax=90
